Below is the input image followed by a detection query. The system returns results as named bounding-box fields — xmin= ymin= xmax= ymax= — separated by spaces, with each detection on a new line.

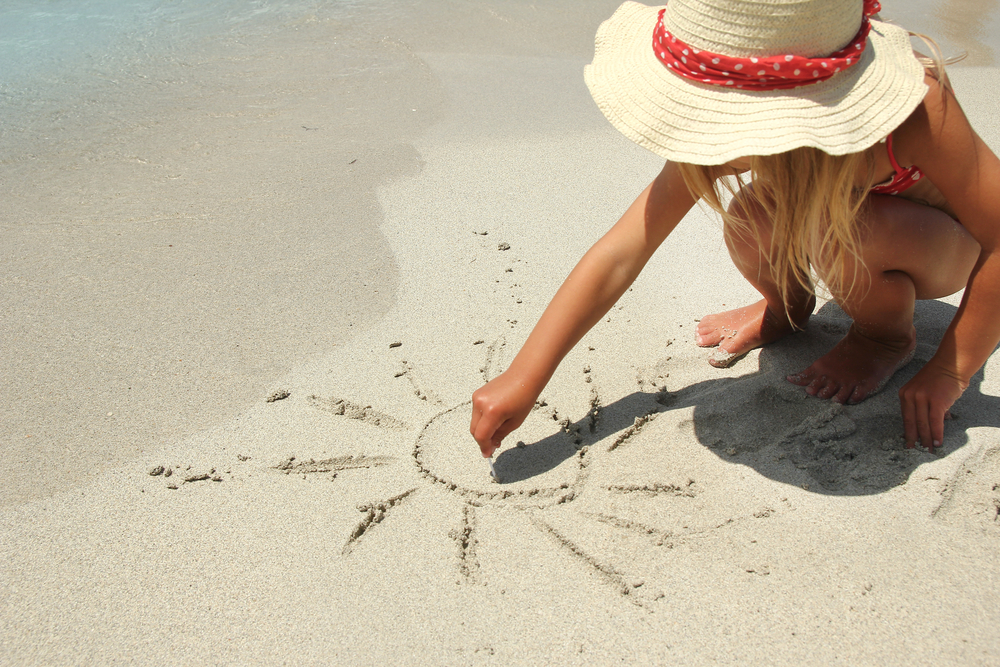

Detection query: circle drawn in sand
xmin=415 ymin=402 xmax=582 ymax=505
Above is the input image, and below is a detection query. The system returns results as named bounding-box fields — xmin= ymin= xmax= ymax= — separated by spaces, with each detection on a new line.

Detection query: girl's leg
xmin=788 ymin=194 xmax=979 ymax=403
xmin=696 ymin=188 xmax=816 ymax=367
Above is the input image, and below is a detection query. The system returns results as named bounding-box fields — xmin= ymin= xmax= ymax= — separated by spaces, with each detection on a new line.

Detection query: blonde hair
xmin=678 ymin=148 xmax=875 ymax=318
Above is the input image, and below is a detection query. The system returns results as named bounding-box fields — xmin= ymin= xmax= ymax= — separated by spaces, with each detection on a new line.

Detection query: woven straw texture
xmin=584 ymin=1 xmax=928 ymax=165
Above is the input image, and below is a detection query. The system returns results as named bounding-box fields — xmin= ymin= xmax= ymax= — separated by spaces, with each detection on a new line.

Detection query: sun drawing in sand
xmin=261 ymin=336 xmax=722 ymax=610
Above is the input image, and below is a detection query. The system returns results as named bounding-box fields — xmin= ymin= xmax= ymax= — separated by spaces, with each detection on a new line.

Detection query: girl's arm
xmin=896 ymin=78 xmax=1000 ymax=449
xmin=470 ymin=161 xmax=697 ymax=457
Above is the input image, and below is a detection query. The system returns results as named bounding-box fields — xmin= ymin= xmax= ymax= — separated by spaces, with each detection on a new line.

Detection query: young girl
xmin=470 ymin=0 xmax=1000 ymax=458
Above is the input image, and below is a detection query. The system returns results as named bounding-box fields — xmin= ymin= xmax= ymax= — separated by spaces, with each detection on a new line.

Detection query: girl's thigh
xmin=856 ymin=194 xmax=980 ymax=300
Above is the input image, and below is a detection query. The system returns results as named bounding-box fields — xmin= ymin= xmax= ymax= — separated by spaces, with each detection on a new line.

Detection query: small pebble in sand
xmin=516 ymin=441 xmax=526 ymax=448
xmin=389 ymin=341 xmax=402 ymax=349
xmin=185 ymin=474 xmax=211 ymax=483
xmin=473 ymin=339 xmax=484 ymax=345
xmin=726 ymin=447 xmax=738 ymax=456
xmin=473 ymin=230 xmax=488 ymax=235
xmin=164 ymin=468 xmax=173 ymax=478
xmin=148 ymin=466 xmax=165 ymax=477
xmin=167 ymin=484 xmax=179 ymax=490
xmin=497 ymin=242 xmax=511 ymax=251
xmin=266 ymin=389 xmax=290 ymax=403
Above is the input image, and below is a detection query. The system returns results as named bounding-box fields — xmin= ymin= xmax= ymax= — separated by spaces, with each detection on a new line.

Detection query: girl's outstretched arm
xmin=470 ymin=161 xmax=696 ymax=457
xmin=896 ymin=79 xmax=1000 ymax=449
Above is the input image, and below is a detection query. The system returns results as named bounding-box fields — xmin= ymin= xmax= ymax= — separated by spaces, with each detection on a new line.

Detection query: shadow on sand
xmin=494 ymin=300 xmax=1000 ymax=495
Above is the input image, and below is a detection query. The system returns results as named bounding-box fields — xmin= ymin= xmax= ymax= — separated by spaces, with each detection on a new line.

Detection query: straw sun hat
xmin=584 ymin=0 xmax=928 ymax=165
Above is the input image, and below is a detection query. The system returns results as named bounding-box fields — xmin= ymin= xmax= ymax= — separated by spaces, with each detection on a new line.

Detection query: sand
xmin=1 ymin=1 xmax=998 ymax=664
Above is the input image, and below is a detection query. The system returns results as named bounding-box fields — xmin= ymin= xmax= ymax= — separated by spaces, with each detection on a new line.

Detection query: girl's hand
xmin=898 ymin=362 xmax=967 ymax=451
xmin=470 ymin=371 xmax=540 ymax=458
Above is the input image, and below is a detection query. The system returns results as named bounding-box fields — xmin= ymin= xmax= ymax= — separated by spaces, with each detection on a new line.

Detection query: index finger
xmin=470 ymin=404 xmax=482 ymax=440
xmin=471 ymin=411 xmax=501 ymax=458
xmin=928 ymin=402 xmax=948 ymax=451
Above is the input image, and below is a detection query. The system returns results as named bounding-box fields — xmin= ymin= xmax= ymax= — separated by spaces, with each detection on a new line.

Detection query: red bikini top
xmin=870 ymin=133 xmax=924 ymax=195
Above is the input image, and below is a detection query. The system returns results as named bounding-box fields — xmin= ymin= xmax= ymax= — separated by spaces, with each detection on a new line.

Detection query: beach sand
xmin=1 ymin=1 xmax=998 ymax=663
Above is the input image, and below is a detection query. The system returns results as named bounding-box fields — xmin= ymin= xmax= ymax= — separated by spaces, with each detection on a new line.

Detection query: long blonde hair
xmin=678 ymin=148 xmax=875 ymax=318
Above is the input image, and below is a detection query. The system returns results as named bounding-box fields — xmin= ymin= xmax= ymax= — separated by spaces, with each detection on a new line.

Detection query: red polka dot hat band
xmin=653 ymin=1 xmax=882 ymax=90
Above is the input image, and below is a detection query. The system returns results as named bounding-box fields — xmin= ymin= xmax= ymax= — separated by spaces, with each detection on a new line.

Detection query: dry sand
xmin=1 ymin=1 xmax=998 ymax=664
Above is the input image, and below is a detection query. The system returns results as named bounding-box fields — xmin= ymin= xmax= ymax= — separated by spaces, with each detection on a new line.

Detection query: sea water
xmin=0 ymin=0 xmax=367 ymax=89
xmin=0 ymin=0 xmax=372 ymax=156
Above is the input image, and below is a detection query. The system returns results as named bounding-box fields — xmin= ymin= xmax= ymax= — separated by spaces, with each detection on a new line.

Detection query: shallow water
xmin=0 ymin=0 xmax=362 ymax=83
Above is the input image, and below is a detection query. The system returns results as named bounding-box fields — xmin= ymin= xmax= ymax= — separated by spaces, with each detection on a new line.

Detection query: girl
xmin=470 ymin=0 xmax=1000 ymax=457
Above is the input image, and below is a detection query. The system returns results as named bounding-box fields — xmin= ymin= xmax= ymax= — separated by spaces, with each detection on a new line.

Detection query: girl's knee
xmin=725 ymin=187 xmax=773 ymax=250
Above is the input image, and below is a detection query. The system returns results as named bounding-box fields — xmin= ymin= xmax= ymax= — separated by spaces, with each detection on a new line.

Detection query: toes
xmin=708 ymin=346 xmax=745 ymax=368
xmin=695 ymin=323 xmax=724 ymax=347
xmin=696 ymin=333 xmax=719 ymax=348
xmin=846 ymin=385 xmax=867 ymax=405
xmin=815 ymin=379 xmax=840 ymax=400
xmin=832 ymin=384 xmax=856 ymax=404
xmin=786 ymin=368 xmax=815 ymax=386
xmin=803 ymin=375 xmax=832 ymax=397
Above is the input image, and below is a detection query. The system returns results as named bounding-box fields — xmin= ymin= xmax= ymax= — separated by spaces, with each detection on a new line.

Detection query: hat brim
xmin=584 ymin=2 xmax=928 ymax=165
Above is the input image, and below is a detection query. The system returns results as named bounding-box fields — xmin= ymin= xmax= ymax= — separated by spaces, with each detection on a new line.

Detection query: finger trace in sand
xmin=528 ymin=514 xmax=649 ymax=608
xmin=414 ymin=402 xmax=582 ymax=505
xmin=605 ymin=480 xmax=699 ymax=498
xmin=343 ymin=488 xmax=418 ymax=556
xmin=396 ymin=360 xmax=445 ymax=405
xmin=587 ymin=512 xmax=677 ymax=548
xmin=307 ymin=394 xmax=409 ymax=429
xmin=273 ymin=454 xmax=395 ymax=476
xmin=450 ymin=504 xmax=481 ymax=584
xmin=931 ymin=445 xmax=1000 ymax=533
xmin=607 ymin=410 xmax=661 ymax=452
xmin=481 ymin=335 xmax=508 ymax=382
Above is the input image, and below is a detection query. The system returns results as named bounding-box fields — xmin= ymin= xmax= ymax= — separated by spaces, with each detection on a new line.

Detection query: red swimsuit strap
xmin=872 ymin=133 xmax=924 ymax=195
xmin=885 ymin=133 xmax=904 ymax=173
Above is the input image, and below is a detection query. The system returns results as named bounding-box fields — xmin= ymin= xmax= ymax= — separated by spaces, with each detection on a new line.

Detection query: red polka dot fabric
xmin=652 ymin=1 xmax=882 ymax=91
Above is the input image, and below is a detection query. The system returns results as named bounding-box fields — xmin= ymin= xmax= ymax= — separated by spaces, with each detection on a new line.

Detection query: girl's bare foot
xmin=696 ymin=299 xmax=807 ymax=368
xmin=787 ymin=325 xmax=916 ymax=404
